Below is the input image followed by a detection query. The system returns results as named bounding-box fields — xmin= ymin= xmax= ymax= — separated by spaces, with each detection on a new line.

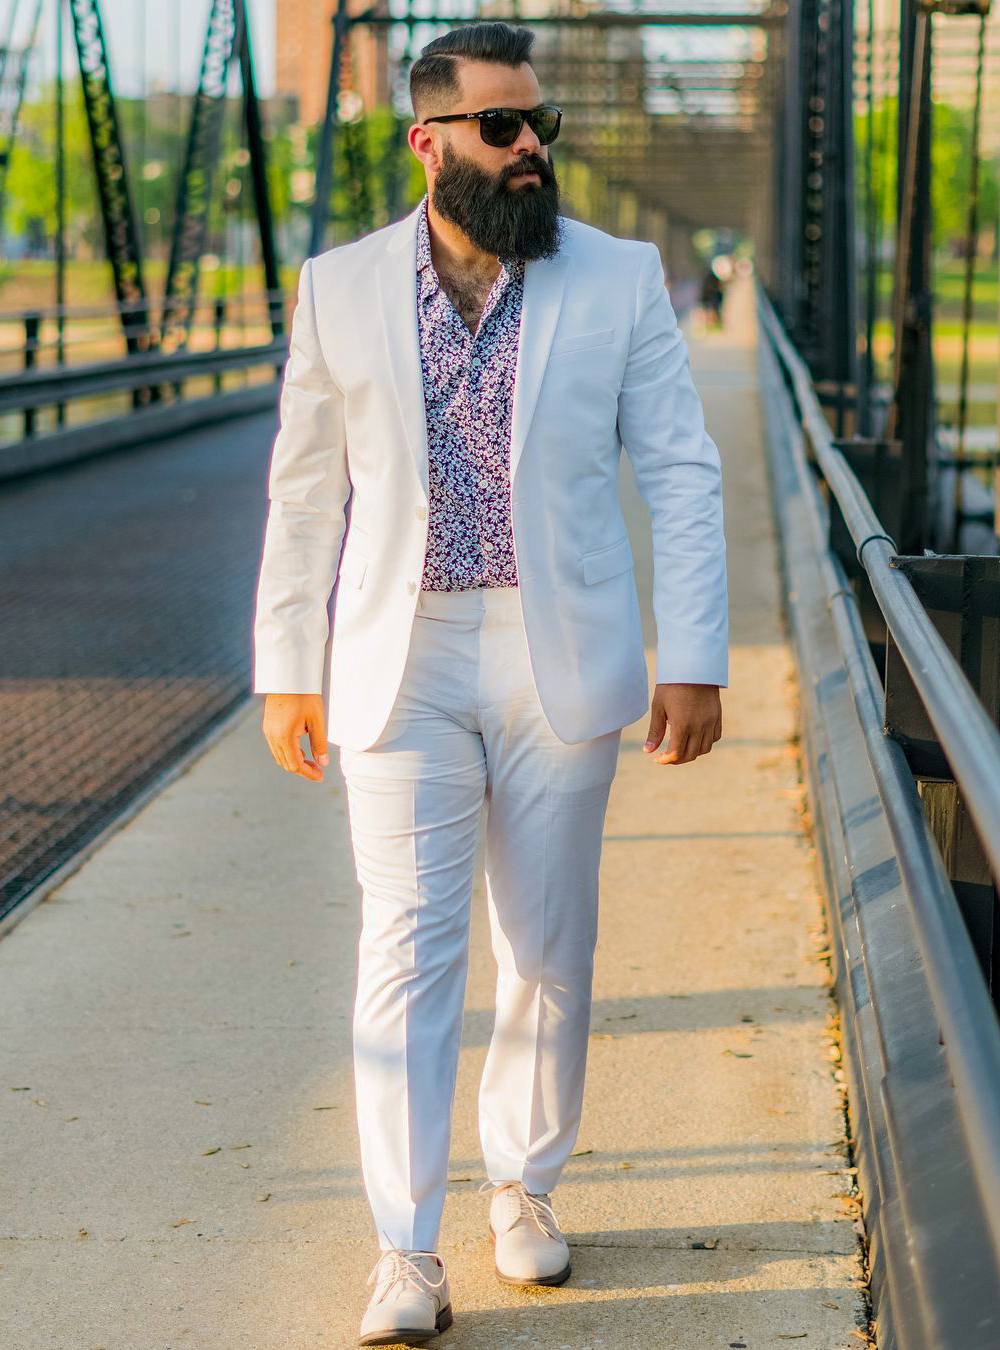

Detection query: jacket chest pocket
xmin=550 ymin=327 xmax=615 ymax=356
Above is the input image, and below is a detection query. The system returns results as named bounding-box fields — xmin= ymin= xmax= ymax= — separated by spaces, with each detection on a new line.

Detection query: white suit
xmin=251 ymin=200 xmax=729 ymax=1254
xmin=251 ymin=200 xmax=729 ymax=744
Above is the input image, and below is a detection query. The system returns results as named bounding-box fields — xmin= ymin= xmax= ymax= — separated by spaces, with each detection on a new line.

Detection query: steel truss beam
xmin=161 ymin=0 xmax=281 ymax=351
xmin=353 ymin=8 xmax=787 ymax=26
xmin=67 ymin=0 xmax=153 ymax=357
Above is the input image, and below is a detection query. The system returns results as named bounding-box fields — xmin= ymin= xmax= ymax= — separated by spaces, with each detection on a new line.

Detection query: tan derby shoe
xmin=481 ymin=1180 xmax=572 ymax=1286
xmin=358 ymin=1246 xmax=452 ymax=1346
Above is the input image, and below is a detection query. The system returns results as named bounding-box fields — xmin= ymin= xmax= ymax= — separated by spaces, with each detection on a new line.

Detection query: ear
xmin=408 ymin=122 xmax=439 ymax=173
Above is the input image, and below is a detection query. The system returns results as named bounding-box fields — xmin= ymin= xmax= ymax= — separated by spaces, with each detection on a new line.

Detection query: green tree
xmin=4 ymin=83 xmax=99 ymax=252
xmin=854 ymin=94 xmax=999 ymax=253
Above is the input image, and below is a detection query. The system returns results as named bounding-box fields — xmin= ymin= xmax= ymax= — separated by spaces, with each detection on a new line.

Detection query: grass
xmin=869 ymin=258 xmax=998 ymax=323
xmin=0 ymin=258 xmax=301 ymax=317
xmin=0 ymin=259 xmax=300 ymax=371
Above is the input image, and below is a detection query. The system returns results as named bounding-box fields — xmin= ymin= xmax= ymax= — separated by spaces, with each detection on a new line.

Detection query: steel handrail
xmin=0 ymin=340 xmax=286 ymax=415
xmin=757 ymin=282 xmax=1000 ymax=1269
xmin=0 ymin=288 xmax=293 ymax=325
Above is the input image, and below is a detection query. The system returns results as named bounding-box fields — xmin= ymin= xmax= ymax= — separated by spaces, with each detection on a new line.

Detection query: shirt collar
xmin=416 ymin=193 xmax=524 ymax=283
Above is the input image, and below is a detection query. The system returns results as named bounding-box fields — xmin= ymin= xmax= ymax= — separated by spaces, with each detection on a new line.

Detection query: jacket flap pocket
xmin=582 ymin=536 xmax=633 ymax=585
xmin=550 ymin=327 xmax=615 ymax=356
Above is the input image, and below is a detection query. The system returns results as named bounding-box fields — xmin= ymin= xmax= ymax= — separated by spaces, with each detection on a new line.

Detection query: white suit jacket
xmin=252 ymin=199 xmax=729 ymax=751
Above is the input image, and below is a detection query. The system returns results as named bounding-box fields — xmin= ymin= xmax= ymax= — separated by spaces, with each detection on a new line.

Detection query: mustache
xmin=500 ymin=155 xmax=553 ymax=184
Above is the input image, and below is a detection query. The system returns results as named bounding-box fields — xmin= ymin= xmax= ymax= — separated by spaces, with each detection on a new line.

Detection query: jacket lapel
xmin=510 ymin=244 xmax=569 ymax=482
xmin=374 ymin=202 xmax=572 ymax=497
xmin=375 ymin=203 xmax=428 ymax=498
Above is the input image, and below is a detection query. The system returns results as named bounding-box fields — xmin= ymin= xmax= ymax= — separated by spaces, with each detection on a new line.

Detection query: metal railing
xmin=757 ymin=279 xmax=1000 ymax=1348
xmin=0 ymin=338 xmax=288 ymax=481
xmin=0 ymin=340 xmax=286 ymax=417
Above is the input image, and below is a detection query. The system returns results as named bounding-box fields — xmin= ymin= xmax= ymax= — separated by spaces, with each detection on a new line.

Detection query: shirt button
xmin=407 ymin=580 xmax=417 ymax=594
xmin=415 ymin=504 xmax=427 ymax=520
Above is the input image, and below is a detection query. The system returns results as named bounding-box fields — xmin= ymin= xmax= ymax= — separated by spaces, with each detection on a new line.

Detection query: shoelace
xmin=366 ymin=1241 xmax=447 ymax=1301
xmin=478 ymin=1179 xmax=562 ymax=1240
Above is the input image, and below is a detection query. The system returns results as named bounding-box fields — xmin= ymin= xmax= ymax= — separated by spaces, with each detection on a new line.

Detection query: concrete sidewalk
xmin=1 ymin=271 xmax=868 ymax=1348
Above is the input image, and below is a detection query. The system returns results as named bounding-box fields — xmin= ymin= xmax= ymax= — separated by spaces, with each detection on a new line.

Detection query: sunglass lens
xmin=482 ymin=110 xmax=523 ymax=147
xmin=530 ymin=108 xmax=560 ymax=144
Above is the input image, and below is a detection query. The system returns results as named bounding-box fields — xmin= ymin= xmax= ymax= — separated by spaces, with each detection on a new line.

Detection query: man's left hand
xmin=643 ymin=683 xmax=723 ymax=765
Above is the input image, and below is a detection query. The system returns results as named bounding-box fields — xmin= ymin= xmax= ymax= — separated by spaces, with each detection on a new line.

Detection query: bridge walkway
xmin=0 ymin=271 xmax=869 ymax=1348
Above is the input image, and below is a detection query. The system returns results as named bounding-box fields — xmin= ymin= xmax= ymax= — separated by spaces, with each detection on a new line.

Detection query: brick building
xmin=275 ymin=0 xmax=390 ymax=125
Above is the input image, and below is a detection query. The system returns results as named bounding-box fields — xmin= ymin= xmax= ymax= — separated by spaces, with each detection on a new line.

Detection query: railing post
xmin=884 ymin=0 xmax=935 ymax=554
xmin=214 ymin=298 xmax=226 ymax=396
xmin=23 ymin=313 xmax=40 ymax=438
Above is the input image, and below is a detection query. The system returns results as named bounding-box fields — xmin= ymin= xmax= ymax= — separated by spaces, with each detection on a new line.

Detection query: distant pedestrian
xmin=701 ymin=266 xmax=724 ymax=328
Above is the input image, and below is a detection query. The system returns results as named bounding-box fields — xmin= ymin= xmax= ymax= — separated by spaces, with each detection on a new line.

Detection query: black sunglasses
xmin=422 ymin=105 xmax=562 ymax=148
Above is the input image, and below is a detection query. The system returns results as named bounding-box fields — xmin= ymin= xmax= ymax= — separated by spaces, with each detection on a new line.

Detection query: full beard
xmin=431 ymin=141 xmax=564 ymax=263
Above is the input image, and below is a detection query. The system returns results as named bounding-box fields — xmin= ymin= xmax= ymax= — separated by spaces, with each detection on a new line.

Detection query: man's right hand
xmin=262 ymin=693 xmax=329 ymax=782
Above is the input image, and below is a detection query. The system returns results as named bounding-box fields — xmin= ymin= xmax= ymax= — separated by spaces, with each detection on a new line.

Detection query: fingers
xmin=654 ymin=718 xmax=722 ymax=765
xmin=305 ymin=707 xmax=329 ymax=768
xmin=643 ymin=704 xmax=668 ymax=753
xmin=262 ymin=695 xmax=326 ymax=782
xmin=655 ymin=727 xmax=686 ymax=765
xmin=284 ymin=735 xmax=322 ymax=781
xmin=268 ymin=732 xmax=320 ymax=779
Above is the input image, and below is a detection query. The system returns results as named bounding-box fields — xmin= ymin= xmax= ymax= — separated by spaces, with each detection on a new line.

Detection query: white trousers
xmin=338 ymin=584 xmax=622 ymax=1252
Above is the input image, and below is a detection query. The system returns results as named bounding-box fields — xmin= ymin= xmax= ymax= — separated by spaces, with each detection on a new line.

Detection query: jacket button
xmin=407 ymin=580 xmax=417 ymax=594
xmin=415 ymin=504 xmax=427 ymax=520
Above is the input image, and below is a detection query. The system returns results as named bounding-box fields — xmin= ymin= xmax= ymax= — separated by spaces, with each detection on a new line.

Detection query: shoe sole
xmin=358 ymin=1301 xmax=453 ymax=1346
xmin=488 ymin=1225 xmax=572 ymax=1287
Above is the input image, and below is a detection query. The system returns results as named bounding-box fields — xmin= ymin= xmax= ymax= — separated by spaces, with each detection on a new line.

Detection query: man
xmin=252 ymin=20 xmax=728 ymax=1347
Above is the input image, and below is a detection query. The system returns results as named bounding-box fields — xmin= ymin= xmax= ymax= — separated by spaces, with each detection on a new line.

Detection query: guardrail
xmin=756 ymin=279 xmax=1000 ymax=1349
xmin=0 ymin=340 xmax=287 ymax=482
xmin=0 ymin=341 xmax=286 ymax=416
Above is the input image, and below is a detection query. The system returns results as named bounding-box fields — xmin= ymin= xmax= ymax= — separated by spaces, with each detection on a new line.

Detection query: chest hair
xmin=437 ymin=265 xmax=499 ymax=337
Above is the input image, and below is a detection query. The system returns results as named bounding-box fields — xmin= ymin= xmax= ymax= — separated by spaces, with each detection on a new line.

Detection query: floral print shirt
xmin=415 ymin=193 xmax=525 ymax=591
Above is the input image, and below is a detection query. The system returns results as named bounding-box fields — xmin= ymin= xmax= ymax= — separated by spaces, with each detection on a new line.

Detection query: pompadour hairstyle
xmin=409 ymin=21 xmax=536 ymax=120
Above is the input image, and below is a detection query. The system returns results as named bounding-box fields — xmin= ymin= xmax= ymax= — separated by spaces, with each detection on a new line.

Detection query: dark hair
xmin=409 ymin=22 xmax=536 ymax=120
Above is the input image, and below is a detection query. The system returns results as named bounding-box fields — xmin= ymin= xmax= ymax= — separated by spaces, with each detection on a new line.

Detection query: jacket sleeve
xmin=616 ymin=242 xmax=729 ymax=688
xmin=252 ymin=255 xmax=351 ymax=695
